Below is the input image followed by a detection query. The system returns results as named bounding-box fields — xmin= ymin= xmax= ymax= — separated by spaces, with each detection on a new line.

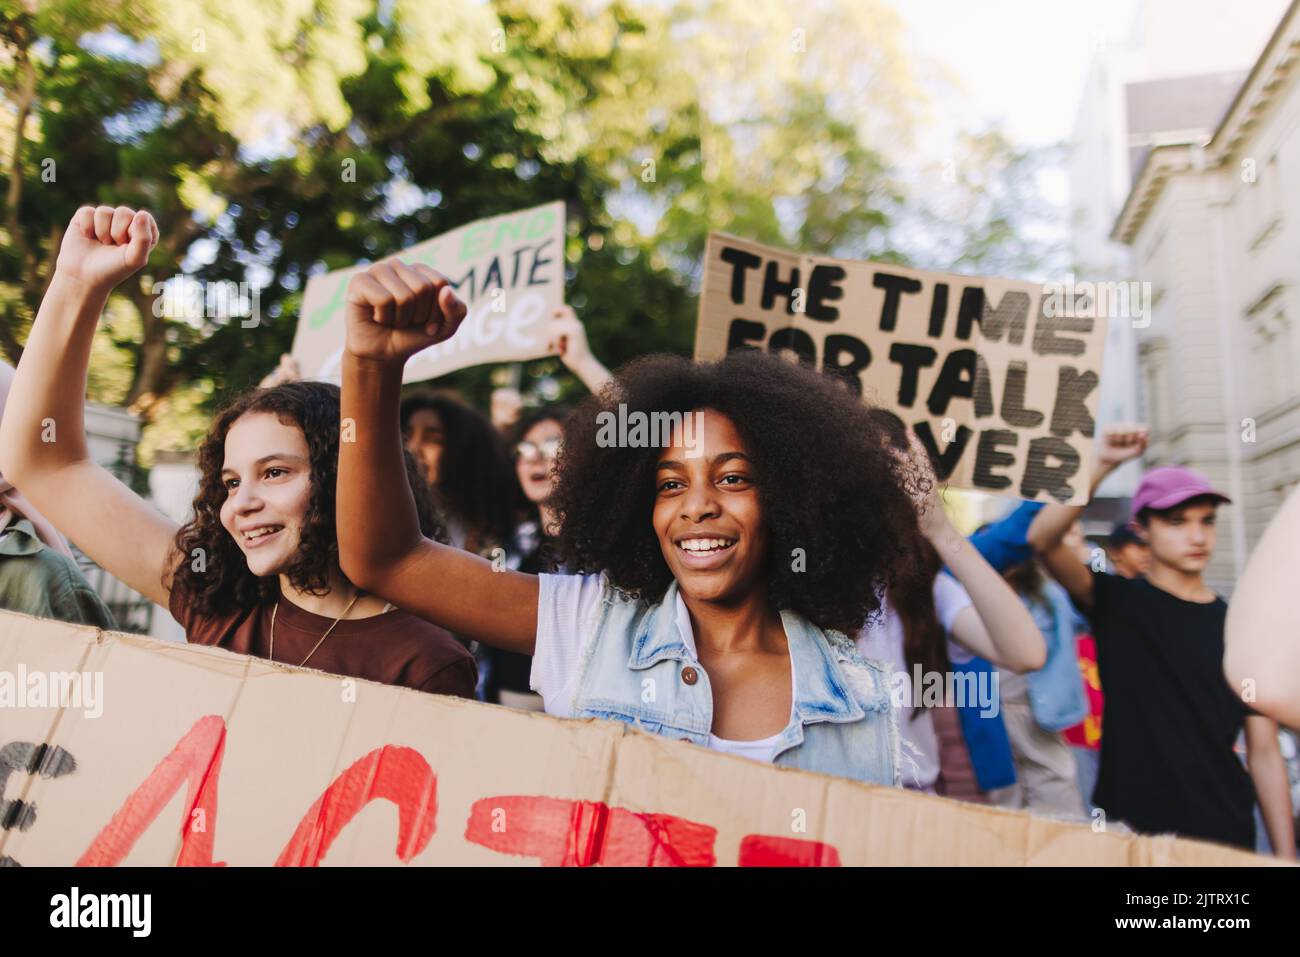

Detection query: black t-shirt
xmin=1088 ymin=571 xmax=1255 ymax=850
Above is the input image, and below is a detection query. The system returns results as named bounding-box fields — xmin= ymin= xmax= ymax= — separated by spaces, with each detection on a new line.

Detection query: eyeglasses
xmin=515 ymin=438 xmax=562 ymax=461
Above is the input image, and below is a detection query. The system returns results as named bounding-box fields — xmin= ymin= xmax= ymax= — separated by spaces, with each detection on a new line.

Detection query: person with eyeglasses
xmin=484 ymin=406 xmax=572 ymax=709
xmin=481 ymin=309 xmax=612 ymax=706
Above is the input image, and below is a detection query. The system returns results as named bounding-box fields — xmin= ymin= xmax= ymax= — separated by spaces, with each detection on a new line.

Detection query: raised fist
xmin=56 ymin=205 xmax=158 ymax=292
xmin=344 ymin=259 xmax=468 ymax=365
xmin=1097 ymin=423 xmax=1149 ymax=468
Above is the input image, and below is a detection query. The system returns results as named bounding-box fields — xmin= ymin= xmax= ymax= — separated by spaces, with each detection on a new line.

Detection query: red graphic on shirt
xmin=77 ymin=714 xmax=227 ymax=867
xmin=276 ymin=745 xmax=437 ymax=866
xmin=1062 ymin=634 xmax=1103 ymax=749
xmin=464 ymin=796 xmax=717 ymax=866
xmin=738 ymin=834 xmax=842 ymax=866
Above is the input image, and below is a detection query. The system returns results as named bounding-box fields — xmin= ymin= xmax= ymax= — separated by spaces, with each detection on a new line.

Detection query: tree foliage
xmin=0 ymin=0 xmax=1061 ymax=459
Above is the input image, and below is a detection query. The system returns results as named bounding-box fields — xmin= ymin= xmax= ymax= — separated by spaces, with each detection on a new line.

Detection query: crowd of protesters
xmin=0 ymin=204 xmax=1296 ymax=858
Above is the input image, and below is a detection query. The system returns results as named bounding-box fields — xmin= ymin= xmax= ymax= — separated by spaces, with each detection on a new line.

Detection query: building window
xmin=1247 ymin=307 xmax=1290 ymax=414
xmin=1138 ymin=338 xmax=1168 ymax=437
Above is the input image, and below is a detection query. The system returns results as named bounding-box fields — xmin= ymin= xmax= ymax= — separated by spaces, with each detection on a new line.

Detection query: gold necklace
xmin=268 ymin=590 xmax=362 ymax=668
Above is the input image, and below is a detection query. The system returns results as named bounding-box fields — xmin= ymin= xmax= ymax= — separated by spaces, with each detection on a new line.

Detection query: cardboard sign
xmin=694 ymin=234 xmax=1108 ymax=504
xmin=0 ymin=610 xmax=1271 ymax=866
xmin=291 ymin=201 xmax=566 ymax=384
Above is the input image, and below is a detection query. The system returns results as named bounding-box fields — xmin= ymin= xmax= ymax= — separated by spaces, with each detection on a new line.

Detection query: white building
xmin=1112 ymin=0 xmax=1300 ymax=590
xmin=1066 ymin=0 xmax=1288 ymax=587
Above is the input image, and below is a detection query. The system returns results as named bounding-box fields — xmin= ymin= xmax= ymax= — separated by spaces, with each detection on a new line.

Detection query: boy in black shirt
xmin=1027 ymin=426 xmax=1294 ymax=857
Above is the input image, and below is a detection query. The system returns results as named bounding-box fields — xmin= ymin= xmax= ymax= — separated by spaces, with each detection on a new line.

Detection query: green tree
xmin=6 ymin=1 xmax=1059 ymax=458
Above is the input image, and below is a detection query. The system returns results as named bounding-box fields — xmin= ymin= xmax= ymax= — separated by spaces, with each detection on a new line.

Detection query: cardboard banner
xmin=694 ymin=234 xmax=1108 ymax=504
xmin=291 ymin=201 xmax=566 ymax=384
xmin=0 ymin=609 xmax=1271 ymax=867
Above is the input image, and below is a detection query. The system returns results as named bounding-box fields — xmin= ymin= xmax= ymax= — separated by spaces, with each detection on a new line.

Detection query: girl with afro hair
xmin=337 ymin=259 xmax=1043 ymax=784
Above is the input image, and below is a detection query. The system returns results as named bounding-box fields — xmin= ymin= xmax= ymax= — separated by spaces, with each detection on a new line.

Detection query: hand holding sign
xmin=547 ymin=305 xmax=592 ymax=370
xmin=258 ymin=353 xmax=301 ymax=389
xmin=344 ymin=260 xmax=469 ymax=366
xmin=546 ymin=304 xmax=613 ymax=393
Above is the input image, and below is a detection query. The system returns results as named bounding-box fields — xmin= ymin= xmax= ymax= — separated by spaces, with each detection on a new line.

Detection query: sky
xmin=889 ymin=0 xmax=1142 ymax=212
xmin=896 ymin=0 xmax=1141 ymax=151
xmin=891 ymin=0 xmax=1291 ymax=203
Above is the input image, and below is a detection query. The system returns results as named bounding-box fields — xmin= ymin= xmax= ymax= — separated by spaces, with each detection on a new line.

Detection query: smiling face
xmin=515 ymin=417 xmax=563 ymax=504
xmin=218 ymin=412 xmax=315 ymax=578
xmin=652 ymin=409 xmax=768 ymax=605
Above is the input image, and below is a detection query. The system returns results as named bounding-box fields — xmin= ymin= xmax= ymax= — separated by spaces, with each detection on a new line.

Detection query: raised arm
xmin=926 ymin=518 xmax=1046 ymax=674
xmin=906 ymin=434 xmax=1045 ymax=672
xmin=1225 ymin=484 xmax=1300 ymax=727
xmin=1027 ymin=424 xmax=1147 ymax=611
xmin=0 ymin=206 xmax=178 ymax=607
xmin=336 ymin=259 xmax=539 ymax=652
xmin=966 ymin=499 xmax=1043 ymax=573
xmin=548 ymin=305 xmax=612 ymax=394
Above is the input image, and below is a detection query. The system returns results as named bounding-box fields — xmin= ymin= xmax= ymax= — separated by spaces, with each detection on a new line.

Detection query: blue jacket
xmin=570 ymin=578 xmax=900 ymax=786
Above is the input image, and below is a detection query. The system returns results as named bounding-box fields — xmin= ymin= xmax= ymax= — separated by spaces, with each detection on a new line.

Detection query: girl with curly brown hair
xmin=335 ymin=259 xmax=1044 ymax=785
xmin=0 ymin=206 xmax=475 ymax=697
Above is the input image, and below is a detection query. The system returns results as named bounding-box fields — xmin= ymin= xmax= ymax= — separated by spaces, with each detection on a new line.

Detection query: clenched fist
xmin=1096 ymin=423 xmax=1149 ymax=468
xmin=56 ymin=206 xmax=159 ymax=293
xmin=344 ymin=259 xmax=468 ymax=365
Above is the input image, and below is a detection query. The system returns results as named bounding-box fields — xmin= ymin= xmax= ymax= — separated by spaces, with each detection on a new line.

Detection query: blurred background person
xmin=1105 ymin=521 xmax=1151 ymax=579
xmin=483 ymin=403 xmax=571 ymax=710
xmin=399 ymin=390 xmax=523 ymax=557
xmin=987 ymin=557 xmax=1089 ymax=819
xmin=1030 ymin=427 xmax=1295 ymax=857
xmin=0 ymin=361 xmax=116 ymax=629
xmin=858 ymin=423 xmax=1047 ymax=794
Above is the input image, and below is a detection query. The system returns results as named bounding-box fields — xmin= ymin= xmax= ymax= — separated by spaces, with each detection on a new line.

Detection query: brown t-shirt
xmin=169 ymin=584 xmax=477 ymax=698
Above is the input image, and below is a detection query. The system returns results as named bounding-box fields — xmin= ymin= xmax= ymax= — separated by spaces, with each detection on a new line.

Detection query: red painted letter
xmin=276 ymin=745 xmax=436 ymax=866
xmin=738 ymin=834 xmax=841 ymax=866
xmin=465 ymin=796 xmax=716 ymax=866
xmin=78 ymin=714 xmax=227 ymax=867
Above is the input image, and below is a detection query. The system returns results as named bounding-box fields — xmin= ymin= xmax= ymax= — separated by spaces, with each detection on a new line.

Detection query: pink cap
xmin=1130 ymin=465 xmax=1230 ymax=521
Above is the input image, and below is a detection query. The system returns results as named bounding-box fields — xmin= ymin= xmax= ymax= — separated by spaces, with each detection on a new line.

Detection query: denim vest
xmin=568 ymin=579 xmax=900 ymax=786
xmin=1024 ymin=581 xmax=1089 ymax=733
